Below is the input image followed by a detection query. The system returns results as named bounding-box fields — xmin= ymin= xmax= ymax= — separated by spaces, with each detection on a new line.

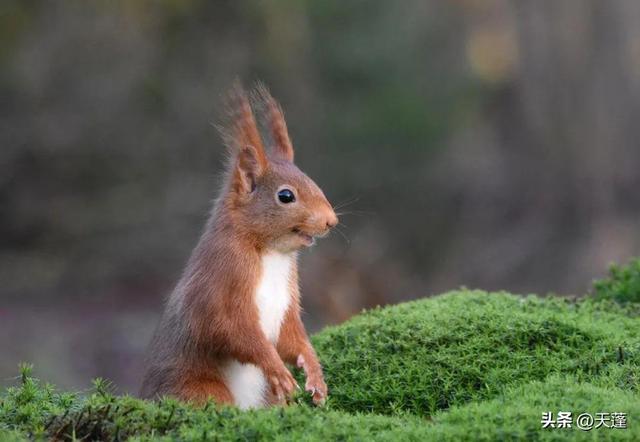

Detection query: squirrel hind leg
xmin=176 ymin=374 xmax=234 ymax=407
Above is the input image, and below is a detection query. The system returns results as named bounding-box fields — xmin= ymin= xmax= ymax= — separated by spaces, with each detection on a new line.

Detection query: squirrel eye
xmin=277 ymin=188 xmax=296 ymax=204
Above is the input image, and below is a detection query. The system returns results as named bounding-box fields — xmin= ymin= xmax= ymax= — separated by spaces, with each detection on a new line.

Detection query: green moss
xmin=312 ymin=291 xmax=640 ymax=416
xmin=430 ymin=375 xmax=640 ymax=441
xmin=0 ymin=374 xmax=431 ymax=441
xmin=593 ymin=259 xmax=640 ymax=304
xmin=2 ymin=289 xmax=639 ymax=440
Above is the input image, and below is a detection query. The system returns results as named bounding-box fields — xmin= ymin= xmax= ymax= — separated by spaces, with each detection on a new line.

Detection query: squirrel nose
xmin=325 ymin=208 xmax=338 ymax=229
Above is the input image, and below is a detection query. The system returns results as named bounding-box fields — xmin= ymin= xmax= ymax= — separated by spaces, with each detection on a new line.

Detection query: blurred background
xmin=2 ymin=0 xmax=640 ymax=393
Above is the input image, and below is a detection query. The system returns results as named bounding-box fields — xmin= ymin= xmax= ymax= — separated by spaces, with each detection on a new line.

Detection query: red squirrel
xmin=139 ymin=83 xmax=338 ymax=408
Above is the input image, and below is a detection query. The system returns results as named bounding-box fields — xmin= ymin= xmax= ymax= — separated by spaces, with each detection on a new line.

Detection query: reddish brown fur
xmin=256 ymin=84 xmax=294 ymax=162
xmin=140 ymin=83 xmax=336 ymax=406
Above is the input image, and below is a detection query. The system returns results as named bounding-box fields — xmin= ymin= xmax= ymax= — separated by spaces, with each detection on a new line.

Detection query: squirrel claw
xmin=304 ymin=380 xmax=327 ymax=406
xmin=311 ymin=389 xmax=326 ymax=406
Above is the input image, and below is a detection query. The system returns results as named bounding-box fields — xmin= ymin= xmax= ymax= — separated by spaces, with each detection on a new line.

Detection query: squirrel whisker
xmin=332 ymin=196 xmax=360 ymax=211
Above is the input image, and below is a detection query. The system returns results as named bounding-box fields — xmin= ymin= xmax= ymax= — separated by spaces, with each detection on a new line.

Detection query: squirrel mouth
xmin=292 ymin=228 xmax=316 ymax=246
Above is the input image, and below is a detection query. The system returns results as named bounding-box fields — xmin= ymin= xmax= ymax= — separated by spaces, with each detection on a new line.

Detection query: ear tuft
xmin=221 ymin=80 xmax=268 ymax=168
xmin=219 ymin=81 xmax=270 ymax=195
xmin=253 ymin=83 xmax=294 ymax=162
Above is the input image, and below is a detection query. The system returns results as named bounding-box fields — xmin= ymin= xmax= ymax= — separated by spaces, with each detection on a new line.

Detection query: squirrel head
xmin=219 ymin=83 xmax=338 ymax=253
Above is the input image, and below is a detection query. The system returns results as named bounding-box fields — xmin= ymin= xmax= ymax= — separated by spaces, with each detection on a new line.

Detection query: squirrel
xmin=139 ymin=83 xmax=338 ymax=409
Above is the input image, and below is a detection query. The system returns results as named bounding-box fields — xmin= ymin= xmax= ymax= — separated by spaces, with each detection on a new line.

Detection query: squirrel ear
xmin=254 ymin=84 xmax=294 ymax=162
xmin=223 ymin=81 xmax=269 ymax=165
xmin=221 ymin=82 xmax=269 ymax=195
xmin=232 ymin=145 xmax=264 ymax=194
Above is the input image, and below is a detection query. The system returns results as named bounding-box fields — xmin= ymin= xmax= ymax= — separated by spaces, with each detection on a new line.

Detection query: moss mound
xmin=593 ymin=258 xmax=640 ymax=305
xmin=2 ymin=279 xmax=639 ymax=440
xmin=429 ymin=375 xmax=640 ymax=441
xmin=313 ymin=291 xmax=640 ymax=416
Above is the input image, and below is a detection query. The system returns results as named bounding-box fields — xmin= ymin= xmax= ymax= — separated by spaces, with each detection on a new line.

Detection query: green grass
xmin=2 ymin=259 xmax=640 ymax=441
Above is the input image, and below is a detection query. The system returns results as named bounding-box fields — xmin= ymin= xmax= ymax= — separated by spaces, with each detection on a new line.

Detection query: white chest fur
xmin=255 ymin=252 xmax=294 ymax=343
xmin=222 ymin=252 xmax=294 ymax=409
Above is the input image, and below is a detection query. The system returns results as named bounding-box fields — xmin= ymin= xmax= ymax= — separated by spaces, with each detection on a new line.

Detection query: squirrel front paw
xmin=305 ymin=373 xmax=327 ymax=405
xmin=297 ymin=354 xmax=327 ymax=405
xmin=265 ymin=362 xmax=298 ymax=403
